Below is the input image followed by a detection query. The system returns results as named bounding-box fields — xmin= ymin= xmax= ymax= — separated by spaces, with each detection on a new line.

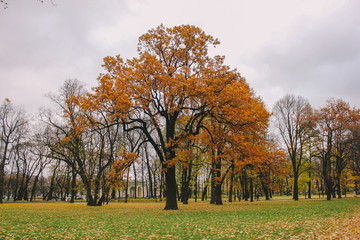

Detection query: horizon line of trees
xmin=1 ymin=25 xmax=359 ymax=209
xmin=1 ymin=88 xmax=359 ymax=206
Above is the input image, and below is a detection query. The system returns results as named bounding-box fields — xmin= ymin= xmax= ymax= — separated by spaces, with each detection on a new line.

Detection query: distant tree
xmin=0 ymin=100 xmax=27 ymax=203
xmin=314 ymin=99 xmax=356 ymax=200
xmin=349 ymin=110 xmax=360 ymax=195
xmin=273 ymin=94 xmax=312 ymax=200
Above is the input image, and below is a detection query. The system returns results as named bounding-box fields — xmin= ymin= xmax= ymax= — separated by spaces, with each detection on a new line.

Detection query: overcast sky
xmin=1 ymin=0 xmax=359 ymax=114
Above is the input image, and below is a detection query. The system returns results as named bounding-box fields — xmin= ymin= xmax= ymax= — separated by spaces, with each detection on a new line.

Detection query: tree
xmin=0 ymin=99 xmax=27 ymax=203
xmin=273 ymin=94 xmax=312 ymax=200
xmin=43 ymin=79 xmax=123 ymax=206
xmin=88 ymin=24 xmax=269 ymax=209
xmin=314 ymin=99 xmax=356 ymax=200
xmin=349 ymin=110 xmax=360 ymax=195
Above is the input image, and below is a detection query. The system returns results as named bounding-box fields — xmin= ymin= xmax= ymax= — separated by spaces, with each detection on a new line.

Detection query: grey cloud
xmin=249 ymin=2 xmax=360 ymax=108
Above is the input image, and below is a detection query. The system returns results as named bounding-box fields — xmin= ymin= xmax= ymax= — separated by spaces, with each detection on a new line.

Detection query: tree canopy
xmin=86 ymin=24 xmax=270 ymax=209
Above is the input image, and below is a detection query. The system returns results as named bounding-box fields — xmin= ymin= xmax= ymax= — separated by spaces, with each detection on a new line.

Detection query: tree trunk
xmin=0 ymin=142 xmax=10 ymax=204
xmin=47 ymin=164 xmax=59 ymax=201
xmin=202 ymin=185 xmax=208 ymax=201
xmin=180 ymin=166 xmax=188 ymax=204
xmin=159 ymin=171 xmax=164 ymax=201
xmin=133 ymin=163 xmax=137 ymax=199
xmin=228 ymin=164 xmax=234 ymax=203
xmin=0 ymin=162 xmax=5 ymax=203
xmin=153 ymin=170 xmax=157 ymax=201
xmin=164 ymin=166 xmax=178 ymax=210
xmin=125 ymin=168 xmax=129 ymax=203
xmin=308 ymin=167 xmax=312 ymax=199
xmin=261 ymin=181 xmax=270 ymax=200
xmin=30 ymin=174 xmax=40 ymax=201
xmin=215 ymin=182 xmax=223 ymax=205
xmin=70 ymin=170 xmax=77 ymax=203
xmin=337 ymin=174 xmax=342 ymax=199
xmin=250 ymin=177 xmax=254 ymax=202
xmin=293 ymin=171 xmax=299 ymax=201
xmin=243 ymin=173 xmax=249 ymax=201
xmin=194 ymin=175 xmax=198 ymax=202
xmin=145 ymin=150 xmax=154 ymax=198
xmin=332 ymin=187 xmax=336 ymax=198
xmin=210 ymin=162 xmax=216 ymax=204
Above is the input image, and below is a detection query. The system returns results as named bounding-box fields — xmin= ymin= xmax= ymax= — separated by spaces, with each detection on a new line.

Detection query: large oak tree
xmin=88 ymin=24 xmax=269 ymax=209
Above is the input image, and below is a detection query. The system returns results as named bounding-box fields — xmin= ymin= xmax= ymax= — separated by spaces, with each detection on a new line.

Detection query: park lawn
xmin=0 ymin=197 xmax=360 ymax=239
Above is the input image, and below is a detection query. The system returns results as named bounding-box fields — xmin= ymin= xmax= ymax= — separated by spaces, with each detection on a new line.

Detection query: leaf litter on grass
xmin=1 ymin=198 xmax=360 ymax=239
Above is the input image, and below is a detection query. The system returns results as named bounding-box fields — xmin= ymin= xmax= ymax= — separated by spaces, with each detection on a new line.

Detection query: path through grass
xmin=1 ymin=198 xmax=360 ymax=239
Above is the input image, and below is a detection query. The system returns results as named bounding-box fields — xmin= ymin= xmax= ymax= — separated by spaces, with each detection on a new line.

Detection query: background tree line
xmin=1 ymin=25 xmax=359 ymax=209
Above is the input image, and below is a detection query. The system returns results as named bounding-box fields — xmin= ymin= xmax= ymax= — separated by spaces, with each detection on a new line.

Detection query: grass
xmin=1 ymin=197 xmax=360 ymax=239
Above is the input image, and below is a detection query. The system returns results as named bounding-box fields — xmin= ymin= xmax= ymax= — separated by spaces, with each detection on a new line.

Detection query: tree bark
xmin=202 ymin=185 xmax=208 ymax=201
xmin=0 ymin=161 xmax=5 ymax=203
xmin=293 ymin=170 xmax=299 ymax=200
xmin=261 ymin=181 xmax=270 ymax=200
xmin=164 ymin=166 xmax=178 ymax=210
xmin=228 ymin=164 xmax=234 ymax=203
xmin=30 ymin=174 xmax=40 ymax=201
xmin=70 ymin=170 xmax=77 ymax=203
xmin=250 ymin=177 xmax=254 ymax=202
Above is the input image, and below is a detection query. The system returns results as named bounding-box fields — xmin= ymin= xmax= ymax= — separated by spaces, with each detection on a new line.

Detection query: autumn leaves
xmin=79 ymin=24 xmax=279 ymax=209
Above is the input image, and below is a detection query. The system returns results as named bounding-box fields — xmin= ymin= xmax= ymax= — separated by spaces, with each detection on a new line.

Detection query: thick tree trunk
xmin=164 ymin=166 xmax=178 ymax=210
xmin=332 ymin=187 xmax=336 ymax=198
xmin=324 ymin=176 xmax=333 ymax=201
xmin=180 ymin=167 xmax=188 ymax=204
xmin=70 ymin=170 xmax=77 ymax=203
xmin=215 ymin=183 xmax=223 ymax=205
xmin=261 ymin=181 xmax=270 ymax=200
xmin=47 ymin=167 xmax=58 ymax=201
xmin=337 ymin=174 xmax=342 ymax=199
xmin=243 ymin=173 xmax=249 ymax=201
xmin=16 ymin=171 xmax=26 ymax=201
xmin=228 ymin=164 xmax=234 ymax=203
xmin=250 ymin=177 xmax=254 ymax=202
xmin=212 ymin=161 xmax=222 ymax=205
xmin=30 ymin=175 xmax=39 ymax=201
xmin=293 ymin=171 xmax=299 ymax=201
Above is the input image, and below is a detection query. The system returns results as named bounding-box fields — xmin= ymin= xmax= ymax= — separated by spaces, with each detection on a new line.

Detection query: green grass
xmin=1 ymin=197 xmax=360 ymax=239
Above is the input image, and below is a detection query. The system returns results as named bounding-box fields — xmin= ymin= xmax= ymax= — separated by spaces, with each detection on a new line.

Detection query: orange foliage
xmin=107 ymin=152 xmax=138 ymax=189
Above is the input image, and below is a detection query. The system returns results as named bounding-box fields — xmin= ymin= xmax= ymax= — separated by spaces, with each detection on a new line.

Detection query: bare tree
xmin=0 ymin=100 xmax=27 ymax=203
xmin=273 ymin=94 xmax=311 ymax=200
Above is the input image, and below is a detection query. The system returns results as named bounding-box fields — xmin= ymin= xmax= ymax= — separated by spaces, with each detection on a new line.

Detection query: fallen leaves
xmin=0 ymin=198 xmax=360 ymax=239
